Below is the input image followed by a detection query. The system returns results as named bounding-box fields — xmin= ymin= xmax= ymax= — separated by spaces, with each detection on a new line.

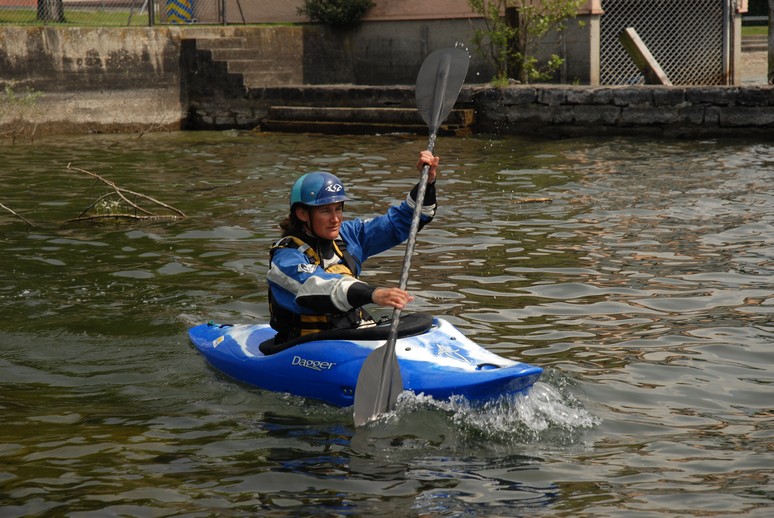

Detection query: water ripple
xmin=2 ymin=133 xmax=774 ymax=515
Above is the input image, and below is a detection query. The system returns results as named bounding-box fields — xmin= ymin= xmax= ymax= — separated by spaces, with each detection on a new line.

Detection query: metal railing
xmin=0 ymin=0 xmax=300 ymax=26
xmin=2 ymin=0 xmax=153 ymax=26
xmin=600 ymin=0 xmax=734 ymax=85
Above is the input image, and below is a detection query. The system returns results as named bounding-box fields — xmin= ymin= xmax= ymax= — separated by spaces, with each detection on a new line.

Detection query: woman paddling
xmin=267 ymin=150 xmax=440 ymax=344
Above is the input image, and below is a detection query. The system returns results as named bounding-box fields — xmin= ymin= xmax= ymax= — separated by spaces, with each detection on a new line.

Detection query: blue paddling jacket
xmin=267 ymin=181 xmax=436 ymax=343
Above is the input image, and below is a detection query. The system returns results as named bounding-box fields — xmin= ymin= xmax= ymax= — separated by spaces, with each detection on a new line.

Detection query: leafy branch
xmin=0 ymin=82 xmax=44 ymax=143
xmin=66 ymin=164 xmax=186 ymax=222
xmin=468 ymin=0 xmax=584 ymax=84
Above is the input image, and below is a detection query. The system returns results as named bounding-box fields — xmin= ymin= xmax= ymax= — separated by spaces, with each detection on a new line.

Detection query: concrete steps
xmin=193 ymin=37 xmax=302 ymax=87
xmin=209 ymin=48 xmax=264 ymax=61
xmin=226 ymin=59 xmax=275 ymax=74
xmin=197 ymin=36 xmax=246 ymax=50
xmin=259 ymin=106 xmax=475 ymax=135
xmin=185 ymin=38 xmax=476 ymax=135
xmin=242 ymin=72 xmax=301 ymax=87
xmin=742 ymin=34 xmax=768 ymax=52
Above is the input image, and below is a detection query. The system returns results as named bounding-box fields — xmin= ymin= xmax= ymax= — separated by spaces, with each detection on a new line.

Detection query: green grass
xmin=0 ymin=10 xmax=149 ymax=26
xmin=0 ymin=11 xmax=299 ymax=27
xmin=742 ymin=25 xmax=769 ymax=37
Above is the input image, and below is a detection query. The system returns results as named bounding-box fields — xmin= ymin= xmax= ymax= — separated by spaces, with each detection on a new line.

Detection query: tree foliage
xmin=468 ymin=0 xmax=585 ymax=84
xmin=298 ymin=0 xmax=375 ymax=28
xmin=37 ymin=0 xmax=65 ymax=23
xmin=1 ymin=82 xmax=43 ymax=143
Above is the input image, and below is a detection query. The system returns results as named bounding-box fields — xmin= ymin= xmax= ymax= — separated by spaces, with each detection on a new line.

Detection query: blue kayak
xmin=188 ymin=313 xmax=542 ymax=407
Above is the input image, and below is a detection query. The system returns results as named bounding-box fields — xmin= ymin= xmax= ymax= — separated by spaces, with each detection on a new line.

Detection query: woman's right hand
xmin=416 ymin=150 xmax=440 ymax=184
xmin=372 ymin=287 xmax=414 ymax=310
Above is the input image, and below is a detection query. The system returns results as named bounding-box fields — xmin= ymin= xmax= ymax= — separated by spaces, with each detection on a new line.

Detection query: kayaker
xmin=267 ymin=150 xmax=440 ymax=344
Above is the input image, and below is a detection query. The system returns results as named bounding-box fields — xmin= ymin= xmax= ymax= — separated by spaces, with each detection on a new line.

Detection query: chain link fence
xmin=0 ymin=0 xmax=303 ymax=26
xmin=600 ymin=0 xmax=733 ymax=85
xmin=4 ymin=0 xmax=739 ymax=85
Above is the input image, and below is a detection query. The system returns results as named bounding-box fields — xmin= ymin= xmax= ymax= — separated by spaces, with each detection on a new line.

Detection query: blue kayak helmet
xmin=290 ymin=171 xmax=352 ymax=210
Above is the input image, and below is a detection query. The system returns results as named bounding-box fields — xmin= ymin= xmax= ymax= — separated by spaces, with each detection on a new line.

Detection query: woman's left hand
xmin=372 ymin=287 xmax=414 ymax=310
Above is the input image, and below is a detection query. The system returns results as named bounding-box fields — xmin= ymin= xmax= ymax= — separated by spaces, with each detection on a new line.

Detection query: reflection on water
xmin=1 ymin=131 xmax=773 ymax=515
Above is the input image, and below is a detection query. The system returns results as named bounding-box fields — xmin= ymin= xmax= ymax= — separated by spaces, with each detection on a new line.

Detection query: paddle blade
xmin=415 ymin=47 xmax=470 ymax=135
xmin=353 ymin=340 xmax=403 ymax=427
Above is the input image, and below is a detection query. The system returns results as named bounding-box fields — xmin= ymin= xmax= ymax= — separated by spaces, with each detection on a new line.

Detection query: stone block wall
xmin=469 ymin=85 xmax=774 ymax=138
xmin=187 ymin=83 xmax=774 ymax=138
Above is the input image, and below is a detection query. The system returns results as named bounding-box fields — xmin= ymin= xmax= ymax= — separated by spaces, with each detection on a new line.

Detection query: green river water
xmin=1 ymin=131 xmax=772 ymax=516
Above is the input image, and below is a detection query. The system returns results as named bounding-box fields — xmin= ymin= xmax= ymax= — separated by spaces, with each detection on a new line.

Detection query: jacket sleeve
xmin=339 ymin=180 xmax=437 ymax=263
xmin=267 ymin=247 xmax=375 ymax=314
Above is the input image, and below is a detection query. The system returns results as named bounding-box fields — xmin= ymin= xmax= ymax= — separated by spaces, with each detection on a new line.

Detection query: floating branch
xmin=0 ymin=201 xmax=35 ymax=226
xmin=513 ymin=197 xmax=552 ymax=204
xmin=66 ymin=164 xmax=186 ymax=222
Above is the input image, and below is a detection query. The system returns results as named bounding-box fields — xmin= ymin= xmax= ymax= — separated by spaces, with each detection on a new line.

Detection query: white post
xmin=769 ymin=0 xmax=774 ymax=83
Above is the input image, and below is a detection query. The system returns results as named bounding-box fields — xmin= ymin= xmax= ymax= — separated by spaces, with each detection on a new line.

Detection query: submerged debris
xmin=0 ymin=201 xmax=35 ymax=226
xmin=513 ymin=197 xmax=552 ymax=204
xmin=66 ymin=164 xmax=186 ymax=223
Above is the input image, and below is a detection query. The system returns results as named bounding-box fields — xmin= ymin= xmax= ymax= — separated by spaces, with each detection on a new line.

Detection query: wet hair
xmin=280 ymin=208 xmax=306 ymax=237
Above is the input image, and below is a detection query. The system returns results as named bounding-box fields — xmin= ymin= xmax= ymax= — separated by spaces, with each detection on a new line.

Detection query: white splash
xmin=394 ymin=381 xmax=599 ymax=446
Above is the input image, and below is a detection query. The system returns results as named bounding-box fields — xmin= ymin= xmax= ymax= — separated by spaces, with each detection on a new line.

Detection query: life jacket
xmin=269 ymin=235 xmax=372 ymax=343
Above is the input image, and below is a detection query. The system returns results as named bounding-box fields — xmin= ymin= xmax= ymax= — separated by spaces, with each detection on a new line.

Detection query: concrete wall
xmin=0 ymin=24 xmax=507 ymax=136
xmin=185 ymin=0 xmax=602 ymax=23
xmin=301 ymin=21 xmax=495 ymax=85
xmin=2 ymin=26 xmax=773 ymax=139
xmin=204 ymin=0 xmax=481 ymax=23
xmin=0 ymin=26 xmax=185 ymax=134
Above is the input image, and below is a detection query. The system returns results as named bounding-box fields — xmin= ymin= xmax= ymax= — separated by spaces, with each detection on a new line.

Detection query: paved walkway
xmin=741 ymin=51 xmax=769 ymax=85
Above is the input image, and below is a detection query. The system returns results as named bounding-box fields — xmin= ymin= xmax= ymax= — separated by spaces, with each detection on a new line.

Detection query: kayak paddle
xmin=353 ymin=47 xmax=470 ymax=427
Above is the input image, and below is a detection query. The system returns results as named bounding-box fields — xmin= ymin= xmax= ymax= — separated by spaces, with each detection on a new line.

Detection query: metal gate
xmin=600 ymin=0 xmax=734 ymax=85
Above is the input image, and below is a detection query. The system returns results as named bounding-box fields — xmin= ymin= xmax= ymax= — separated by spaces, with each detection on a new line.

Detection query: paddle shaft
xmin=373 ymin=137 xmax=434 ymax=408
xmin=353 ymin=47 xmax=468 ymax=426
xmin=386 ymin=136 xmax=435 ymax=324
xmin=381 ymin=53 xmax=449 ymax=350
